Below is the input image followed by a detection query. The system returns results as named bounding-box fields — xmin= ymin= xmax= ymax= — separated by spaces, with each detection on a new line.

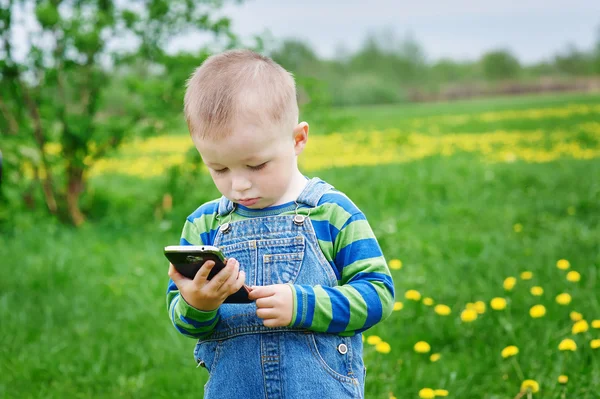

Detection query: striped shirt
xmin=167 ymin=188 xmax=395 ymax=338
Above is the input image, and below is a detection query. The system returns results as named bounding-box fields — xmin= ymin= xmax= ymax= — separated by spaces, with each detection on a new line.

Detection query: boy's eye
xmin=248 ymin=162 xmax=268 ymax=171
xmin=213 ymin=167 xmax=229 ymax=174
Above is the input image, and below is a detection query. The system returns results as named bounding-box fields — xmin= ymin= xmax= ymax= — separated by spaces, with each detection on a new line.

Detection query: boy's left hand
xmin=249 ymin=284 xmax=293 ymax=327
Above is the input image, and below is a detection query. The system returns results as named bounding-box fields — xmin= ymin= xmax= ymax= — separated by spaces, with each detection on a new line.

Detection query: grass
xmin=1 ymin=92 xmax=599 ymax=398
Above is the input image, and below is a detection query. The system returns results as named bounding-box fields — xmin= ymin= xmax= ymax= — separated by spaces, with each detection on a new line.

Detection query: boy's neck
xmin=273 ymin=170 xmax=308 ymax=206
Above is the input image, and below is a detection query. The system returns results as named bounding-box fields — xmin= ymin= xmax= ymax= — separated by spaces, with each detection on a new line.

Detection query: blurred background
xmin=1 ymin=1 xmax=599 ymax=398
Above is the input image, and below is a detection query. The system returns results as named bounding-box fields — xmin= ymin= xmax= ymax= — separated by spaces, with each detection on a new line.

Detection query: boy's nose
xmin=231 ymin=176 xmax=252 ymax=193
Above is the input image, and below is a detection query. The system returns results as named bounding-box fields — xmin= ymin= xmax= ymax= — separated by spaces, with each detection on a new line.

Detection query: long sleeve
xmin=288 ymin=192 xmax=395 ymax=336
xmin=166 ymin=207 xmax=221 ymax=339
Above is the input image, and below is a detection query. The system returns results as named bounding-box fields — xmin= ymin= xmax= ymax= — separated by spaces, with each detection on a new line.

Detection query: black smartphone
xmin=164 ymin=245 xmax=252 ymax=303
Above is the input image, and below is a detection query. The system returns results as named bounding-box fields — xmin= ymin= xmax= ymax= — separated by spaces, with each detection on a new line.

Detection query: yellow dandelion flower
xmin=569 ymin=311 xmax=583 ymax=321
xmin=434 ymin=389 xmax=449 ymax=397
xmin=513 ymin=223 xmax=523 ymax=233
xmin=367 ymin=335 xmax=382 ymax=345
xmin=389 ymin=394 xmax=397 ymax=399
xmin=418 ymin=388 xmax=435 ymax=399
xmin=474 ymin=301 xmax=486 ymax=314
xmin=503 ymin=277 xmax=517 ymax=291
xmin=529 ymin=304 xmax=546 ymax=318
xmin=434 ymin=304 xmax=451 ymax=316
xmin=572 ymin=320 xmax=589 ymax=334
xmin=405 ymin=290 xmax=421 ymax=301
xmin=461 ymin=309 xmax=478 ymax=322
xmin=555 ymin=293 xmax=572 ymax=305
xmin=566 ymin=271 xmax=581 ymax=282
xmin=520 ymin=271 xmax=533 ymax=280
xmin=521 ymin=379 xmax=540 ymax=393
xmin=558 ymin=338 xmax=577 ymax=351
xmin=530 ymin=286 xmax=544 ymax=296
xmin=558 ymin=375 xmax=568 ymax=384
xmin=389 ymin=259 xmax=402 ymax=270
xmin=591 ymin=339 xmax=600 ymax=349
xmin=414 ymin=341 xmax=431 ymax=353
xmin=430 ymin=353 xmax=441 ymax=362
xmin=490 ymin=297 xmax=507 ymax=310
xmin=375 ymin=341 xmax=391 ymax=354
xmin=592 ymin=320 xmax=600 ymax=329
xmin=423 ymin=297 xmax=434 ymax=306
xmin=393 ymin=302 xmax=404 ymax=311
xmin=501 ymin=345 xmax=519 ymax=358
xmin=556 ymin=259 xmax=570 ymax=270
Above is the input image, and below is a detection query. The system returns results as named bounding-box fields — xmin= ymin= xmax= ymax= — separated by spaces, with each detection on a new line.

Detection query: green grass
xmin=1 ymin=93 xmax=599 ymax=398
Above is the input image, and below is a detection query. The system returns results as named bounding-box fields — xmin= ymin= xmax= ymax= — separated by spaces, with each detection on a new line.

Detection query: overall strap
xmin=217 ymin=195 xmax=235 ymax=217
xmin=296 ymin=177 xmax=333 ymax=208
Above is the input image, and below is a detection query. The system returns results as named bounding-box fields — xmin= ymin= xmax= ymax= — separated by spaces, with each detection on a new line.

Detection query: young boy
xmin=166 ymin=49 xmax=394 ymax=399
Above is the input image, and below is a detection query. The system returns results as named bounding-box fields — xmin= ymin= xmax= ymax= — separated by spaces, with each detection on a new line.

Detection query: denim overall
xmin=194 ymin=178 xmax=365 ymax=399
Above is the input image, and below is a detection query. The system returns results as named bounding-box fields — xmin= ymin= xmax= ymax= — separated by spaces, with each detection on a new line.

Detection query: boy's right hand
xmin=168 ymin=258 xmax=246 ymax=312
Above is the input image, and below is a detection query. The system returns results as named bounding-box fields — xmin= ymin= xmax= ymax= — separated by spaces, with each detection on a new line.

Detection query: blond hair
xmin=184 ymin=49 xmax=298 ymax=140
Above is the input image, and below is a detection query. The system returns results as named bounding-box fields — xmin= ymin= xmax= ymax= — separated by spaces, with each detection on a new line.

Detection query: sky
xmin=169 ymin=0 xmax=600 ymax=64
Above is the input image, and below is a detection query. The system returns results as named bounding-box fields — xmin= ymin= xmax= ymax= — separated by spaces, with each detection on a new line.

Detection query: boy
xmin=167 ymin=49 xmax=394 ymax=398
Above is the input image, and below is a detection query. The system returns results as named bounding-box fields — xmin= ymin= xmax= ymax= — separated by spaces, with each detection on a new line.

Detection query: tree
xmin=0 ymin=0 xmax=241 ymax=225
xmin=481 ymin=49 xmax=521 ymax=80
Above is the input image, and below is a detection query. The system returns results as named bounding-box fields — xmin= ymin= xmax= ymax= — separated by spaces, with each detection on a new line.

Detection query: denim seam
xmin=305 ymin=334 xmax=358 ymax=385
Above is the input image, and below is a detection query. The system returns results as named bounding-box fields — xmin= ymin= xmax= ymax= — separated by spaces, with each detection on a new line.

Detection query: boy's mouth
xmin=237 ymin=198 xmax=260 ymax=207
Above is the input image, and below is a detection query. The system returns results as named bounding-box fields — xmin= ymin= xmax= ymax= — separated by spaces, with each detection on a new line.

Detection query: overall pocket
xmin=260 ymin=236 xmax=305 ymax=285
xmin=305 ymin=333 xmax=359 ymax=385
xmin=193 ymin=339 xmax=222 ymax=373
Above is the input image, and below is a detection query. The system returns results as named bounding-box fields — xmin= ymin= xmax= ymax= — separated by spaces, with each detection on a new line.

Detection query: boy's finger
xmin=219 ymin=260 xmax=240 ymax=292
xmin=168 ymin=263 xmax=185 ymax=283
xmin=209 ymin=259 xmax=236 ymax=290
xmin=193 ymin=260 xmax=215 ymax=284
xmin=248 ymin=285 xmax=275 ymax=300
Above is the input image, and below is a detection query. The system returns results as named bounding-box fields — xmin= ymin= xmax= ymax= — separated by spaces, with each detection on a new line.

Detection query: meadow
xmin=1 ymin=92 xmax=599 ymax=399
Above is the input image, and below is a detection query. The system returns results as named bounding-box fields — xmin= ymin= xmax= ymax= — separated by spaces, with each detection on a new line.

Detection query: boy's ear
xmin=293 ymin=122 xmax=309 ymax=155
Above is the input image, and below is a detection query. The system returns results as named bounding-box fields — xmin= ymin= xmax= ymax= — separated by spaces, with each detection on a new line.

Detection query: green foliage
xmin=481 ymin=49 xmax=521 ymax=80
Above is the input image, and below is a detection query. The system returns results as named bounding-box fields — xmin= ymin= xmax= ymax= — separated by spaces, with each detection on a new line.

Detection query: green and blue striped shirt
xmin=167 ymin=188 xmax=395 ymax=338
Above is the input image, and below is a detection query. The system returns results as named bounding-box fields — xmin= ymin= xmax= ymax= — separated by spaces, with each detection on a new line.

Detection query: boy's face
xmin=194 ymin=119 xmax=308 ymax=209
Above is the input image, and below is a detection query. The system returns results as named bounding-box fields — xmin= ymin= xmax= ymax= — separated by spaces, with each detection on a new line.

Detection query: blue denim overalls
xmin=194 ymin=178 xmax=366 ymax=398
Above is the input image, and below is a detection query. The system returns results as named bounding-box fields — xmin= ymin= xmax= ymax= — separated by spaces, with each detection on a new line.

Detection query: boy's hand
xmin=168 ymin=258 xmax=246 ymax=312
xmin=249 ymin=284 xmax=293 ymax=328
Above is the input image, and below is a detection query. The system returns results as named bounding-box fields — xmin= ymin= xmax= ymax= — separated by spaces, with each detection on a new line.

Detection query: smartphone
xmin=164 ymin=245 xmax=252 ymax=303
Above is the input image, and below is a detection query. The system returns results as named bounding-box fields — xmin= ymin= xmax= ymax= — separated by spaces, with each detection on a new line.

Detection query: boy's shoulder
xmin=186 ymin=198 xmax=220 ymax=223
xmin=316 ymin=184 xmax=362 ymax=217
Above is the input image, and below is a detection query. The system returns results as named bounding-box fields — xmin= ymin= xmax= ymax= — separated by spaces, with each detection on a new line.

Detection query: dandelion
xmin=556 ymin=259 xmax=570 ymax=270
xmin=490 ymin=297 xmax=507 ymax=310
xmin=521 ymin=379 xmax=540 ymax=393
xmin=572 ymin=320 xmax=589 ymax=334
xmin=389 ymin=394 xmax=397 ymax=399
xmin=566 ymin=271 xmax=581 ymax=282
xmin=434 ymin=389 xmax=449 ymax=397
xmin=367 ymin=335 xmax=382 ymax=345
xmin=389 ymin=259 xmax=402 ymax=270
xmin=503 ymin=277 xmax=517 ymax=290
xmin=474 ymin=301 xmax=486 ymax=314
xmin=423 ymin=297 xmax=434 ymax=306
xmin=558 ymin=338 xmax=577 ymax=351
xmin=569 ymin=311 xmax=583 ymax=321
xmin=434 ymin=304 xmax=451 ymax=316
xmin=393 ymin=302 xmax=404 ymax=311
xmin=520 ymin=271 xmax=533 ymax=280
xmin=591 ymin=339 xmax=600 ymax=349
xmin=418 ymin=388 xmax=435 ymax=399
xmin=461 ymin=309 xmax=478 ymax=322
xmin=555 ymin=293 xmax=572 ymax=305
xmin=530 ymin=305 xmax=546 ymax=318
xmin=513 ymin=223 xmax=523 ymax=233
xmin=558 ymin=375 xmax=568 ymax=384
xmin=592 ymin=320 xmax=600 ymax=329
xmin=405 ymin=290 xmax=421 ymax=301
xmin=501 ymin=345 xmax=519 ymax=358
xmin=375 ymin=341 xmax=391 ymax=354
xmin=414 ymin=341 xmax=431 ymax=353
xmin=430 ymin=353 xmax=441 ymax=362
xmin=530 ymin=286 xmax=544 ymax=296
